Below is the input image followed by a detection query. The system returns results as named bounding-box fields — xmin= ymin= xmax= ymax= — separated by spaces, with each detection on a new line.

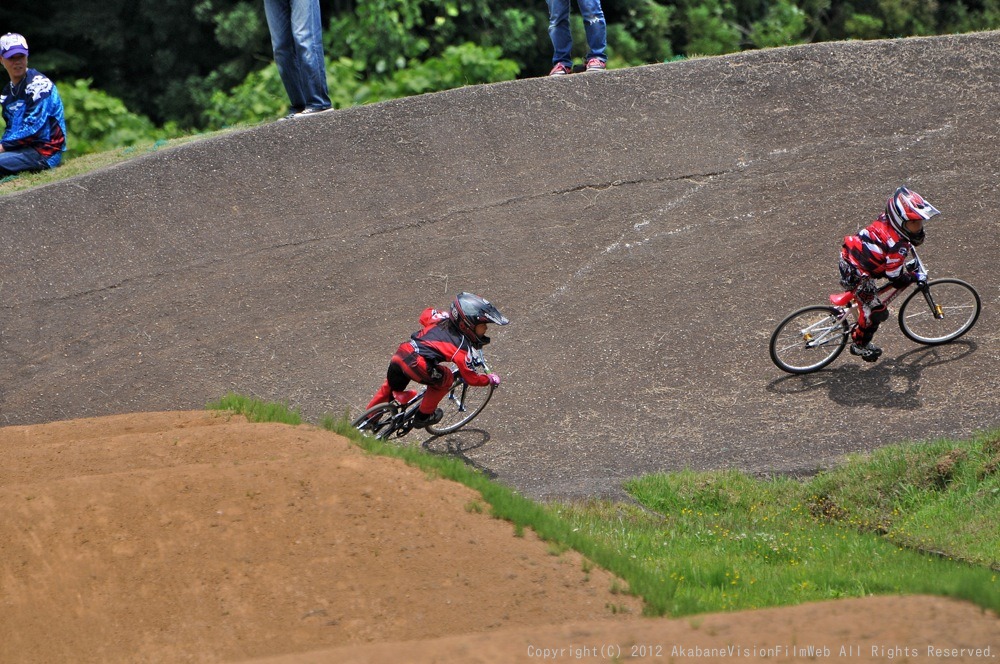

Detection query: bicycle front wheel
xmin=426 ymin=380 xmax=494 ymax=435
xmin=898 ymin=279 xmax=981 ymax=345
xmin=352 ymin=403 xmax=400 ymax=440
xmin=769 ymin=305 xmax=850 ymax=374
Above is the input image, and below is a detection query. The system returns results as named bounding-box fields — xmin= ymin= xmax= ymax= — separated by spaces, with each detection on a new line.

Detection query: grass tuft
xmin=207 ymin=392 xmax=302 ymax=425
xmin=1 ymin=129 xmax=244 ymax=198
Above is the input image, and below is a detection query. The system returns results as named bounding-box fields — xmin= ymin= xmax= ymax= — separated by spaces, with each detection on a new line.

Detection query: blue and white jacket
xmin=1 ymin=68 xmax=67 ymax=167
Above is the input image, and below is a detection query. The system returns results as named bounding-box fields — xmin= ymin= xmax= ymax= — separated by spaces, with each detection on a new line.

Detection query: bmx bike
xmin=769 ymin=251 xmax=981 ymax=374
xmin=352 ymin=347 xmax=496 ymax=440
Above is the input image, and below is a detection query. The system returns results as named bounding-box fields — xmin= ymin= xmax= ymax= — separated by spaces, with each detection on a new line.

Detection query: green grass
xmin=805 ymin=430 xmax=1000 ymax=567
xmin=211 ymin=394 xmax=1000 ymax=617
xmin=567 ymin=465 xmax=999 ymax=615
xmin=206 ymin=392 xmax=302 ymax=425
xmin=0 ymin=128 xmax=245 ymax=197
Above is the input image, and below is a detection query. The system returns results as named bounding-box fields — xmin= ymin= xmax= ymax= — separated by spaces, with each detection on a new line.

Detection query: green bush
xmin=58 ymin=78 xmax=182 ymax=158
xmin=749 ymin=0 xmax=809 ymax=48
xmin=681 ymin=0 xmax=742 ymax=56
xmin=360 ymin=43 xmax=519 ymax=102
xmin=202 ymin=43 xmax=519 ymax=129
xmin=201 ymin=62 xmax=291 ymax=129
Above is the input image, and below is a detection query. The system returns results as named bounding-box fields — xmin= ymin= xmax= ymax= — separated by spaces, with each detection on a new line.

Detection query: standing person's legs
xmin=289 ymin=0 xmax=332 ymax=110
xmin=264 ymin=0 xmax=307 ymax=111
xmin=577 ymin=0 xmax=607 ymax=62
xmin=546 ymin=0 xmax=573 ymax=67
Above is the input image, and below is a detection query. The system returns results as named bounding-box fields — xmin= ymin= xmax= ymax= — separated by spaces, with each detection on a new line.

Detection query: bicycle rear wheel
xmin=352 ymin=403 xmax=400 ymax=440
xmin=898 ymin=279 xmax=980 ymax=345
xmin=769 ymin=305 xmax=850 ymax=374
xmin=426 ymin=380 xmax=494 ymax=435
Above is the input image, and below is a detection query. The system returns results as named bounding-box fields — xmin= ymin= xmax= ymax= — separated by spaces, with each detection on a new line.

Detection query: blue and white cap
xmin=1 ymin=33 xmax=29 ymax=59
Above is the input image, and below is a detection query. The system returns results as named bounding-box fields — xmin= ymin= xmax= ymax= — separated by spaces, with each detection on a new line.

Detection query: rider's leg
xmin=852 ymin=282 xmax=888 ymax=346
xmin=386 ymin=362 xmax=418 ymax=404
xmin=415 ymin=368 xmax=454 ymax=420
xmin=366 ymin=374 xmax=394 ymax=409
xmin=850 ymin=279 xmax=887 ymax=362
xmin=365 ymin=381 xmax=392 ymax=409
xmin=838 ymin=256 xmax=860 ymax=292
xmin=366 ymin=362 xmax=414 ymax=408
xmin=839 ymin=260 xmax=884 ymax=360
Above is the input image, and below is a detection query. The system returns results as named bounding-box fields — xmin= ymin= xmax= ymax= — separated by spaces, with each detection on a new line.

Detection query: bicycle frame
xmin=355 ymin=346 xmax=494 ymax=439
xmin=822 ymin=250 xmax=935 ymax=342
xmin=770 ymin=249 xmax=981 ymax=374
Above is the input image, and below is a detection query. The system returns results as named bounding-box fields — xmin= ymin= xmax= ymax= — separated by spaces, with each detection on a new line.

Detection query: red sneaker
xmin=548 ymin=62 xmax=572 ymax=76
xmin=585 ymin=58 xmax=607 ymax=72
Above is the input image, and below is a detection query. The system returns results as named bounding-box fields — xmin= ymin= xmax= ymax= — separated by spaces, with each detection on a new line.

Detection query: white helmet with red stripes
xmin=885 ymin=186 xmax=939 ymax=245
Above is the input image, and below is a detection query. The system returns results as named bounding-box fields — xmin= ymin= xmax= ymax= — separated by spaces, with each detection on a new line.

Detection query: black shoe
xmin=412 ymin=408 xmax=443 ymax=428
xmin=850 ymin=342 xmax=882 ymax=362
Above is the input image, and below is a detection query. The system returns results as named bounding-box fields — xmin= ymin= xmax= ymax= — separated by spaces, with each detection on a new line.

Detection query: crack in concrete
xmin=544 ymin=173 xmax=730 ymax=308
xmin=364 ymin=169 xmax=738 ymax=239
xmin=13 ymin=169 xmax=745 ymax=310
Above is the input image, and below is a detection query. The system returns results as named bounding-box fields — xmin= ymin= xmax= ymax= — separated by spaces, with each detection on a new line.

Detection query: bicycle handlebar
xmin=446 ymin=347 xmax=491 ymax=380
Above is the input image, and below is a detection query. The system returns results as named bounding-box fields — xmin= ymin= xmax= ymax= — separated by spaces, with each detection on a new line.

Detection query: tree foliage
xmin=58 ymin=79 xmax=184 ymax=155
xmin=202 ymin=42 xmax=518 ymax=129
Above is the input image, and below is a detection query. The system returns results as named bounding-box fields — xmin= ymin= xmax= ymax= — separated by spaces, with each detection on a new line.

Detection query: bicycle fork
xmin=917 ymin=283 xmax=945 ymax=319
xmin=444 ymin=383 xmax=471 ymax=413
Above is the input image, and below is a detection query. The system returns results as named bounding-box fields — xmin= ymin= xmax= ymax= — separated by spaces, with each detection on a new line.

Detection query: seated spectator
xmin=0 ymin=32 xmax=66 ymax=175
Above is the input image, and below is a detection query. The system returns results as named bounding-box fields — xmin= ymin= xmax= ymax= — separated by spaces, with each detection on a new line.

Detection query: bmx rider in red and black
xmin=838 ymin=186 xmax=940 ymax=363
xmin=365 ymin=292 xmax=508 ymax=428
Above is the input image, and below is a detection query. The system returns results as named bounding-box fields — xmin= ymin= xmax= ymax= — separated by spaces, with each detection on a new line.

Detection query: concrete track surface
xmin=2 ymin=33 xmax=998 ymax=499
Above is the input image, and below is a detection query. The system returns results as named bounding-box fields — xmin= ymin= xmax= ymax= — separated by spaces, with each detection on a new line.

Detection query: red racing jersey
xmin=390 ymin=308 xmax=491 ymax=387
xmin=840 ymin=214 xmax=915 ymax=282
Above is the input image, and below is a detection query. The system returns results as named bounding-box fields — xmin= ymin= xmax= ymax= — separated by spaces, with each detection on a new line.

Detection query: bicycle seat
xmin=829 ymin=291 xmax=854 ymax=307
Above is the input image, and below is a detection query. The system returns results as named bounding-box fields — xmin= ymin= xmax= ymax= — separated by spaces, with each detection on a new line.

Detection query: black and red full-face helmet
xmin=450 ymin=292 xmax=509 ymax=348
xmin=885 ymin=186 xmax=939 ymax=245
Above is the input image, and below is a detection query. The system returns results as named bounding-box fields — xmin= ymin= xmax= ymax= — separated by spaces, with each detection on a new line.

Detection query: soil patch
xmin=1 ymin=412 xmax=996 ymax=662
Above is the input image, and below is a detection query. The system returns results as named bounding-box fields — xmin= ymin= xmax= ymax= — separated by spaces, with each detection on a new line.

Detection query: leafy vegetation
xmin=209 ymin=394 xmax=1000 ymax=617
xmin=57 ymin=79 xmax=186 ymax=155
xmin=202 ymin=43 xmax=518 ymax=130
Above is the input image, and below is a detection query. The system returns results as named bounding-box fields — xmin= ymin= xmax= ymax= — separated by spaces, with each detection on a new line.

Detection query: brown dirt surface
xmin=1 ymin=412 xmax=997 ymax=663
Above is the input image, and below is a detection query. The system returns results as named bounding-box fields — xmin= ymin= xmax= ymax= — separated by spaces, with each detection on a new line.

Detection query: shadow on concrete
xmin=421 ymin=428 xmax=498 ymax=478
xmin=767 ymin=341 xmax=979 ymax=410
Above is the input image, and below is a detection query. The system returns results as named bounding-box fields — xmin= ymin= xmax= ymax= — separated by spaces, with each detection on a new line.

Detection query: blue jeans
xmin=546 ymin=0 xmax=607 ymax=65
xmin=263 ymin=0 xmax=332 ymax=111
xmin=0 ymin=147 xmax=52 ymax=175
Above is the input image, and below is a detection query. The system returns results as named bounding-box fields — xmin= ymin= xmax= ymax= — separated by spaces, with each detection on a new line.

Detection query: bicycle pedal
xmin=849 ymin=344 xmax=882 ymax=362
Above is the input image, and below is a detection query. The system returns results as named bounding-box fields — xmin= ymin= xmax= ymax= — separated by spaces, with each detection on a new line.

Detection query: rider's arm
xmin=885 ymin=246 xmax=920 ymax=285
xmin=452 ymin=348 xmax=491 ymax=387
